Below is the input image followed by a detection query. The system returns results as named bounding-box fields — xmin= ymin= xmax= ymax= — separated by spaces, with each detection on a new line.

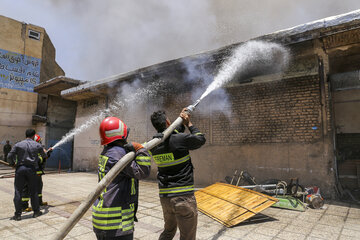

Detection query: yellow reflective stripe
xmin=22 ymin=198 xmax=30 ymax=201
xmin=131 ymin=178 xmax=136 ymax=195
xmin=159 ymin=185 xmax=194 ymax=194
xmin=92 ymin=220 xmax=134 ymax=231
xmin=136 ymin=156 xmax=151 ymax=160
xmin=98 ymin=155 xmax=109 ymax=174
xmin=135 ymin=156 xmax=151 ymax=166
xmin=195 ymin=132 xmax=203 ymax=135
xmin=174 ymin=129 xmax=179 ymax=133
xmin=97 ymin=198 xmax=103 ymax=208
xmin=93 ymin=213 xmax=134 ymax=223
xmin=38 ymin=194 xmax=42 ymax=197
xmin=38 ymin=153 xmax=43 ymax=164
xmin=93 ymin=212 xmax=124 ymax=218
xmin=123 ymin=223 xmax=134 ymax=232
xmin=98 ymin=155 xmax=108 ymax=208
xmin=137 ymin=161 xmax=151 ymax=166
xmin=156 ymin=155 xmax=190 ymax=168
xmin=36 ymin=171 xmax=42 ymax=174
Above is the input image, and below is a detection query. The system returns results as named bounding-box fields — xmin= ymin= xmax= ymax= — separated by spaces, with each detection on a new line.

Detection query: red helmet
xmin=99 ymin=117 xmax=129 ymax=145
xmin=34 ymin=134 xmax=42 ymax=143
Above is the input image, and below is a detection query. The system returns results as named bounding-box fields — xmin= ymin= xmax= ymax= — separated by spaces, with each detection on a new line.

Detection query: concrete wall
xmin=0 ymin=15 xmax=64 ymax=156
xmin=72 ymin=97 xmax=106 ymax=171
xmin=0 ymin=15 xmax=43 ymax=59
xmin=0 ymin=88 xmax=37 ymax=157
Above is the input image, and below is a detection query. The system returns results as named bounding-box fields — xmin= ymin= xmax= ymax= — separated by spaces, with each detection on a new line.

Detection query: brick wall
xmin=193 ymin=75 xmax=323 ymax=145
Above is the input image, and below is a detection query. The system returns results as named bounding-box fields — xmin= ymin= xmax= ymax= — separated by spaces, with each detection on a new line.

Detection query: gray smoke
xmin=1 ymin=0 xmax=359 ymax=82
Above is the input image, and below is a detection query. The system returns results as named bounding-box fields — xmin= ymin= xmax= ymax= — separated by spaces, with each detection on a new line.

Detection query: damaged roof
xmin=61 ymin=9 xmax=360 ymax=101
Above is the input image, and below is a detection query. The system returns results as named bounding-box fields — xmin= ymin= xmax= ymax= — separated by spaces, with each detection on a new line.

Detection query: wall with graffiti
xmin=0 ymin=48 xmax=41 ymax=92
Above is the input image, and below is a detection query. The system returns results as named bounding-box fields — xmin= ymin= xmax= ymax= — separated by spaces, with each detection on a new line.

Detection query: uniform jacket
xmin=7 ymin=139 xmax=46 ymax=169
xmin=151 ymin=125 xmax=206 ymax=197
xmin=92 ymin=145 xmax=151 ymax=237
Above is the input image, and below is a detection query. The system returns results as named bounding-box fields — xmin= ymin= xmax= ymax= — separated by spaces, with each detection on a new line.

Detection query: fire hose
xmin=52 ymin=100 xmax=201 ymax=240
xmin=0 ymin=159 xmax=10 ymax=166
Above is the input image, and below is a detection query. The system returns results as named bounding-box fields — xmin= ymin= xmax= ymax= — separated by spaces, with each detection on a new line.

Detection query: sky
xmin=1 ymin=0 xmax=360 ymax=81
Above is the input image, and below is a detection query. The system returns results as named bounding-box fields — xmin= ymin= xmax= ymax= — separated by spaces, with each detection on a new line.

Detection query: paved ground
xmin=0 ymin=169 xmax=360 ymax=240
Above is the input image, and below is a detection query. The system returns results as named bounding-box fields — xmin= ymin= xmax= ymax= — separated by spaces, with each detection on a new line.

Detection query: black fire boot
xmin=33 ymin=211 xmax=42 ymax=218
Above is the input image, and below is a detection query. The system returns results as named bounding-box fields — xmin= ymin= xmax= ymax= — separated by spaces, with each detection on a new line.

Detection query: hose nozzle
xmin=187 ymin=99 xmax=201 ymax=112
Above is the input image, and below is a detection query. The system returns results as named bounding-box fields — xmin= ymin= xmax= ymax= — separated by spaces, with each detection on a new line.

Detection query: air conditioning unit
xmin=28 ymin=29 xmax=41 ymax=40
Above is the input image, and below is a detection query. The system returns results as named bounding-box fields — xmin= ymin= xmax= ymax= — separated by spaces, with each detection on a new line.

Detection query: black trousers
xmin=96 ymin=233 xmax=133 ymax=240
xmin=14 ymin=165 xmax=39 ymax=215
xmin=22 ymin=174 xmax=43 ymax=208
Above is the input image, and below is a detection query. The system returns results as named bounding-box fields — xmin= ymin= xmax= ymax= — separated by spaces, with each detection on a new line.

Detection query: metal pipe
xmin=52 ymin=103 xmax=199 ymax=240
xmin=239 ymin=184 xmax=277 ymax=189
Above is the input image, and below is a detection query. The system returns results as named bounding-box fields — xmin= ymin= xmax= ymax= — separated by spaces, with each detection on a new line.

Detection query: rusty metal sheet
xmin=195 ymin=182 xmax=278 ymax=227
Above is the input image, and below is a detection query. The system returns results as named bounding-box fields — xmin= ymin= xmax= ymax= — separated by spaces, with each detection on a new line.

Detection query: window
xmin=28 ymin=29 xmax=40 ymax=40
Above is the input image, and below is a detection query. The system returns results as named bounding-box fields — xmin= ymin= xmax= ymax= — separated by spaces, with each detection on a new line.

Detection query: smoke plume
xmin=1 ymin=0 xmax=359 ymax=81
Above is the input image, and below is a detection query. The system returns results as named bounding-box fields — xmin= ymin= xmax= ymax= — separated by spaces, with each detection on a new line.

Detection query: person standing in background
xmin=3 ymin=140 xmax=11 ymax=162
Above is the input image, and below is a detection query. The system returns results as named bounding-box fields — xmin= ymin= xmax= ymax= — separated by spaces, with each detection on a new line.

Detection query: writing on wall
xmin=0 ymin=49 xmax=41 ymax=92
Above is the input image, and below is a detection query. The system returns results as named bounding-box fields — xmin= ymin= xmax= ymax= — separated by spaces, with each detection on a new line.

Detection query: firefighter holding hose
xmin=92 ymin=117 xmax=151 ymax=240
xmin=22 ymin=134 xmax=51 ymax=211
xmin=150 ymin=108 xmax=206 ymax=240
xmin=7 ymin=129 xmax=48 ymax=221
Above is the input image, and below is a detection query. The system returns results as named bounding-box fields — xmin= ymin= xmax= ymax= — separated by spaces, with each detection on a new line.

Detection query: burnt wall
xmin=210 ymin=76 xmax=322 ymax=144
xmin=145 ymin=74 xmax=335 ymax=197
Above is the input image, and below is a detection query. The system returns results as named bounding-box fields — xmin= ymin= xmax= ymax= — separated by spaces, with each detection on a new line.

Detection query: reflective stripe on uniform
xmin=98 ymin=155 xmax=109 ymax=174
xmin=22 ymin=198 xmax=30 ymax=201
xmin=92 ymin=204 xmax=134 ymax=231
xmin=93 ymin=220 xmax=134 ymax=231
xmin=159 ymin=185 xmax=194 ymax=194
xmin=131 ymin=178 xmax=136 ymax=195
xmin=153 ymin=154 xmax=190 ymax=168
xmin=135 ymin=156 xmax=151 ymax=166
xmin=36 ymin=171 xmax=43 ymax=175
xmin=97 ymin=155 xmax=109 ymax=208
xmin=195 ymin=132 xmax=203 ymax=135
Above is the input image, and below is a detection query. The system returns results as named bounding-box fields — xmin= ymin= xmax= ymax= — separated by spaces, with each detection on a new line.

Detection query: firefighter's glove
xmin=46 ymin=148 xmax=53 ymax=158
xmin=124 ymin=142 xmax=144 ymax=153
xmin=153 ymin=133 xmax=164 ymax=139
xmin=132 ymin=142 xmax=144 ymax=151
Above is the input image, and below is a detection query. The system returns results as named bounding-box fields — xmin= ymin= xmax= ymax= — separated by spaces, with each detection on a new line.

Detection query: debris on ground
xmin=195 ymin=182 xmax=278 ymax=227
xmin=225 ymin=170 xmax=325 ymax=211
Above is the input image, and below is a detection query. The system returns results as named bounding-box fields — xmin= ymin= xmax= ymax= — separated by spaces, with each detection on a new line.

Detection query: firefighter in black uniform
xmin=7 ymin=129 xmax=48 ymax=221
xmin=150 ymin=108 xmax=206 ymax=240
xmin=92 ymin=117 xmax=152 ymax=240
xmin=22 ymin=134 xmax=51 ymax=211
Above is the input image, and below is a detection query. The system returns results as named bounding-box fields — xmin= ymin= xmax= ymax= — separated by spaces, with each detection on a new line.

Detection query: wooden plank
xmin=195 ymin=182 xmax=278 ymax=227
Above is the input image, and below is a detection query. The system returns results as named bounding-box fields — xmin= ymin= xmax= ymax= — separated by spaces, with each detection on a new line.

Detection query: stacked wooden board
xmin=195 ymin=182 xmax=278 ymax=227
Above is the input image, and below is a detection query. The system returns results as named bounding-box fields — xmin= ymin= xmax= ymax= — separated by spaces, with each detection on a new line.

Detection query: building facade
xmin=0 ymin=15 xmax=65 ymax=158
